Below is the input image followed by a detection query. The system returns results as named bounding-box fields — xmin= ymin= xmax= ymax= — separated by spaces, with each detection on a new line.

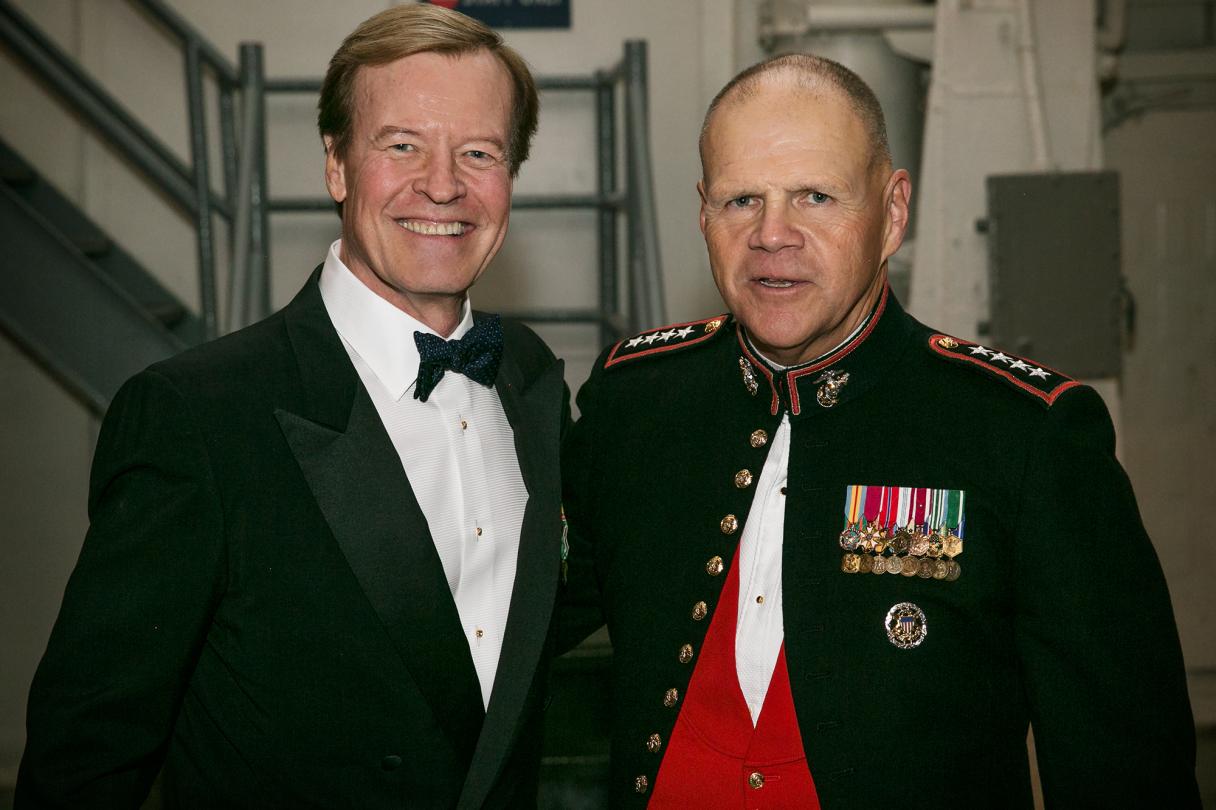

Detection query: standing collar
xmin=735 ymin=284 xmax=916 ymax=416
xmin=318 ymin=239 xmax=473 ymax=401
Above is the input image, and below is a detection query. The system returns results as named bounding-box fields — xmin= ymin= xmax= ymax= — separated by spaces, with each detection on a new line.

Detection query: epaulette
xmin=604 ymin=314 xmax=729 ymax=369
xmin=927 ymin=334 xmax=1081 ymax=406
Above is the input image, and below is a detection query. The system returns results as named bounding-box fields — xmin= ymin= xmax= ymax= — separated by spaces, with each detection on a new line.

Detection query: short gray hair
xmin=699 ymin=53 xmax=891 ymax=174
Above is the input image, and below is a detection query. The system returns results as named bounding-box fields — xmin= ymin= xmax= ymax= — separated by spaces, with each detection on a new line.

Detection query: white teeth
xmin=759 ymin=279 xmax=794 ymax=288
xmin=399 ymin=220 xmax=466 ymax=236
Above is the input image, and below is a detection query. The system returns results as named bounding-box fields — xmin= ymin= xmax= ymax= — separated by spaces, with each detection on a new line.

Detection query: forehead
xmin=351 ymin=49 xmax=513 ymax=135
xmin=702 ymin=82 xmax=871 ymax=186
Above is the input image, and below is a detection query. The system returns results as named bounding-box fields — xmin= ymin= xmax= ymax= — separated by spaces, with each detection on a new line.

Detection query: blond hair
xmin=318 ymin=4 xmax=539 ymax=176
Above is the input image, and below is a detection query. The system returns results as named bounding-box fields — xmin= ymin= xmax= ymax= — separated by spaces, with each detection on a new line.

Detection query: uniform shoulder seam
xmin=604 ymin=314 xmax=729 ymax=369
xmin=927 ymin=334 xmax=1080 ymax=406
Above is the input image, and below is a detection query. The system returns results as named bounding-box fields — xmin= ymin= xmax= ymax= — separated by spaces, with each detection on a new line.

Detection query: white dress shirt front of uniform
xmin=319 ymin=240 xmax=527 ymax=709
xmin=734 ymin=317 xmax=872 ymax=725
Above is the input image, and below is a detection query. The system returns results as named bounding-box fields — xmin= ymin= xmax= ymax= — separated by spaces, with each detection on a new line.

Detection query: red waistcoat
xmin=648 ymin=549 xmax=820 ymax=809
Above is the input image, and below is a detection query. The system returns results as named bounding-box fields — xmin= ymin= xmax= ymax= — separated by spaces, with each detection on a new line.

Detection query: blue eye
xmin=808 ymin=191 xmax=830 ymax=204
xmin=391 ymin=143 xmax=415 ymax=153
xmin=728 ymin=196 xmax=753 ymax=208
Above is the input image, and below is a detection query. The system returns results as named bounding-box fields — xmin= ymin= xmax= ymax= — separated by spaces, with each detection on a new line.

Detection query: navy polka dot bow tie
xmin=413 ymin=314 xmax=503 ymax=403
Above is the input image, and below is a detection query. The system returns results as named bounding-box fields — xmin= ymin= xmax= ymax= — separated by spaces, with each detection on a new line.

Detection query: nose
xmin=749 ymin=200 xmax=803 ymax=253
xmin=414 ymin=154 xmax=465 ymax=205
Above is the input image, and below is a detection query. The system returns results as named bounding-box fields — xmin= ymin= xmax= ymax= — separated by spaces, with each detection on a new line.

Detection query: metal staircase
xmin=0 ymin=136 xmax=195 ymax=413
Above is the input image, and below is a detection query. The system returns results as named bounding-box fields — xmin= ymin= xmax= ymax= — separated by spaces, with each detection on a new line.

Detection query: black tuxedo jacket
xmin=17 ymin=271 xmax=568 ymax=809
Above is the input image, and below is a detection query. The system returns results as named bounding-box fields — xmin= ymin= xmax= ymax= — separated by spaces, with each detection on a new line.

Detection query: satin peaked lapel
xmin=458 ymin=354 xmax=565 ymax=809
xmin=275 ymin=280 xmax=484 ymax=768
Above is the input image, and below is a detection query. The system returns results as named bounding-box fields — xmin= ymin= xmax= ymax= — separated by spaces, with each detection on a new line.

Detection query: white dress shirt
xmin=318 ymin=240 xmax=527 ymax=709
xmin=735 ymin=414 xmax=791 ymax=724
xmin=735 ymin=318 xmax=871 ymax=725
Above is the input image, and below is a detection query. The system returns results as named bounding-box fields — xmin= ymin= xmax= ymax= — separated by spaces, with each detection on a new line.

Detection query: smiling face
xmin=324 ymin=49 xmax=514 ymax=335
xmin=698 ymin=79 xmax=910 ymax=366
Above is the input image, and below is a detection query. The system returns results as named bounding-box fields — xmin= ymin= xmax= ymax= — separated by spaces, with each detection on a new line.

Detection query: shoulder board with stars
xmin=928 ymin=335 xmax=1081 ymax=406
xmin=604 ymin=314 xmax=729 ymax=369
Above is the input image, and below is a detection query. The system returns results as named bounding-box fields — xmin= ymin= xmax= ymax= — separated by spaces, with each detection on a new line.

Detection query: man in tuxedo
xmin=17 ymin=5 xmax=566 ymax=808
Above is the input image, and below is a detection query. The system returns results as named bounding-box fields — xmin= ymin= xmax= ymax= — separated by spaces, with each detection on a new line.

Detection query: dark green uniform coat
xmin=18 ymin=271 xmax=568 ymax=810
xmin=562 ymin=287 xmax=1199 ymax=808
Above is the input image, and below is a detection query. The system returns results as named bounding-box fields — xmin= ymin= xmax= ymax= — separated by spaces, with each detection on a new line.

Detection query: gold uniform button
xmin=663 ymin=688 xmax=679 ymax=707
xmin=749 ymin=771 xmax=765 ymax=789
xmin=750 ymin=429 xmax=768 ymax=448
xmin=756 ymin=595 xmax=765 ymax=604
xmin=646 ymin=733 xmax=662 ymax=753
xmin=720 ymin=514 xmax=739 ymax=534
xmin=678 ymin=643 xmax=694 ymax=664
xmin=734 ymin=469 xmax=754 ymax=488
xmin=706 ymin=556 xmax=724 ymax=576
xmin=691 ymin=601 xmax=708 ymax=621
xmin=634 ymin=775 xmax=649 ymax=794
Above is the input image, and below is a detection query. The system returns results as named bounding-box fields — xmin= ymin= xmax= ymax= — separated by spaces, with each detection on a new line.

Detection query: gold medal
xmin=932 ymin=559 xmax=948 ymax=580
xmin=916 ymin=558 xmax=934 ymax=579
xmin=886 ymin=554 xmax=904 ymax=575
xmin=946 ymin=560 xmax=961 ymax=581
xmin=890 ymin=528 xmax=911 ymax=555
xmin=872 ymin=554 xmax=887 ymax=575
xmin=858 ymin=553 xmax=873 ymax=574
xmin=841 ymin=553 xmax=861 ymax=574
xmin=943 ymin=533 xmax=963 ymax=559
xmin=901 ymin=556 xmax=919 ymax=577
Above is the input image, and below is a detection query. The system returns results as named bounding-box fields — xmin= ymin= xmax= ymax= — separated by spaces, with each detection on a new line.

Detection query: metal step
xmin=0 ymin=136 xmax=201 ymax=344
xmin=0 ymin=182 xmax=186 ymax=413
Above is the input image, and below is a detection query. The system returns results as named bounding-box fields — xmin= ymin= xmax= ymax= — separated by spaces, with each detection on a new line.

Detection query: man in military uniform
xmin=561 ymin=54 xmax=1200 ymax=807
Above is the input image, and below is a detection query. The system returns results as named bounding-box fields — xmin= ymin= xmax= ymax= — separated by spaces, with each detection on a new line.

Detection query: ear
xmin=323 ymin=135 xmax=347 ymax=204
xmin=697 ymin=179 xmax=709 ymax=237
xmin=880 ymin=168 xmax=911 ymax=263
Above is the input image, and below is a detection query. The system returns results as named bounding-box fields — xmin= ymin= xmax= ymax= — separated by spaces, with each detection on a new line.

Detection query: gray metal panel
xmin=0 ymin=184 xmax=186 ymax=414
xmin=985 ymin=171 xmax=1123 ymax=378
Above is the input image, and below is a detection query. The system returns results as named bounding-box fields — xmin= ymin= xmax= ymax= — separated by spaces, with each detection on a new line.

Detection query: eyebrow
xmin=372 ymin=126 xmax=506 ymax=149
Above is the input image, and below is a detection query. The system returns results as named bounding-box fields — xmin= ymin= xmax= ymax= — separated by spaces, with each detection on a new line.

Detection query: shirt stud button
xmin=749 ymin=771 xmax=765 ymax=789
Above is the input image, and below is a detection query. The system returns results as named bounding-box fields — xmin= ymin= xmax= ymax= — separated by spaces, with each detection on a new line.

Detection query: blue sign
xmin=425 ymin=0 xmax=571 ymax=29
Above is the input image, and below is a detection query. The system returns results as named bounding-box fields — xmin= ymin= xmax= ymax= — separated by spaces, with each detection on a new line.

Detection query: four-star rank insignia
xmin=928 ymin=334 xmax=1081 ymax=406
xmin=604 ymin=314 xmax=729 ymax=369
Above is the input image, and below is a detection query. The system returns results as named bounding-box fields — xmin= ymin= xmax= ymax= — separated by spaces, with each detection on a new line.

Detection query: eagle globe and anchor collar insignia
xmin=603 ymin=314 xmax=728 ymax=369
xmin=734 ymin=285 xmax=890 ymax=416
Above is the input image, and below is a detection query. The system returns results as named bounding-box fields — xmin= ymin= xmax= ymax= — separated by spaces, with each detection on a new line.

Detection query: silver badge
xmin=814 ymin=369 xmax=850 ymax=408
xmin=738 ymin=357 xmax=759 ymax=397
xmin=884 ymin=602 xmax=927 ymax=649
